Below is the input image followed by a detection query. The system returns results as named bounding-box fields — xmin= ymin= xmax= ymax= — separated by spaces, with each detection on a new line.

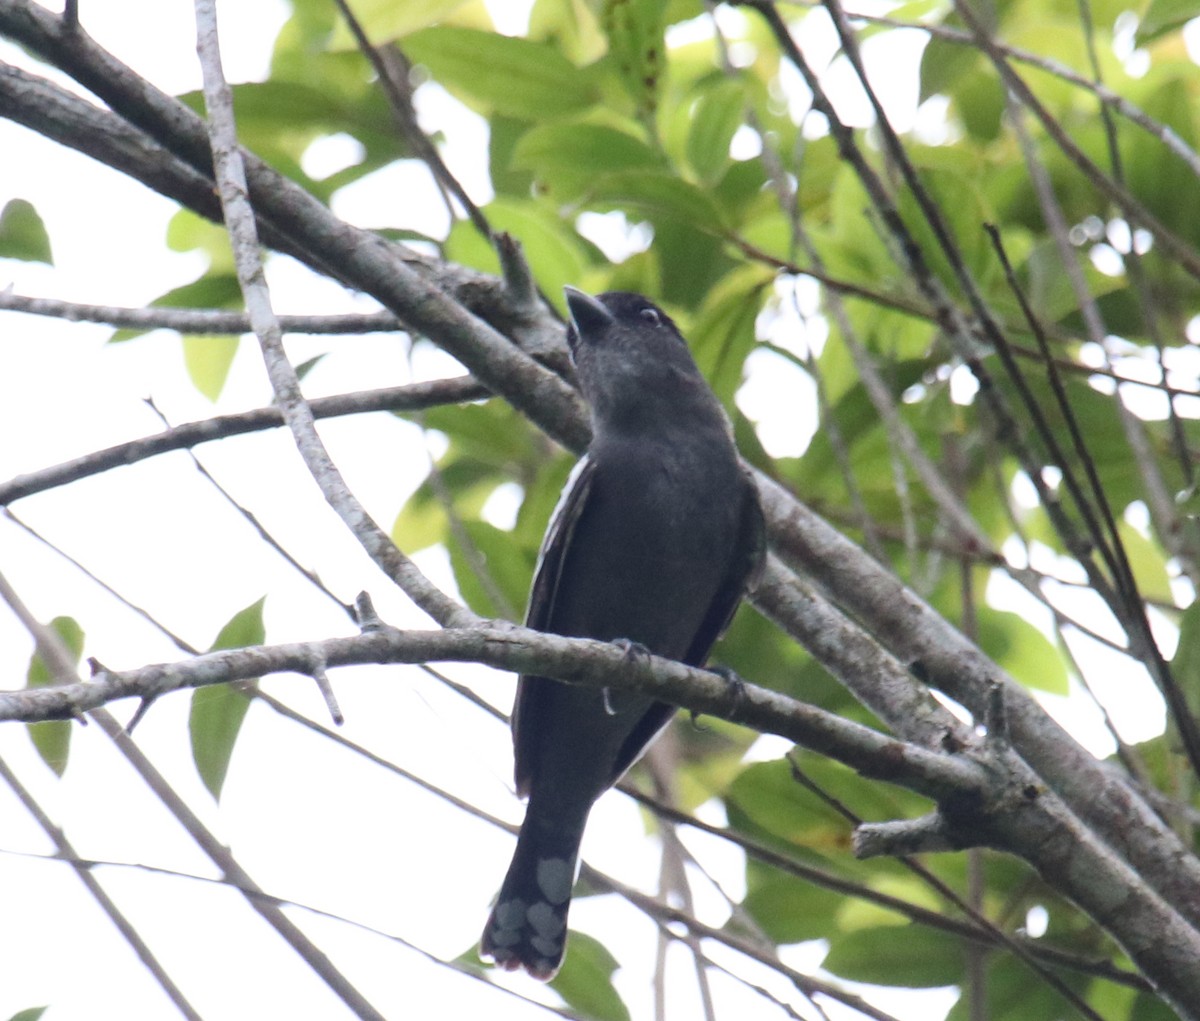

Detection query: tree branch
xmin=0 ymin=565 xmax=388 ymax=1020
xmin=193 ymin=0 xmax=469 ymax=627
xmin=0 ymin=377 xmax=488 ymax=506
xmin=0 ymin=291 xmax=406 ymax=334
xmin=6 ymin=594 xmax=1200 ymax=1010
xmin=754 ymin=469 xmax=1200 ymax=929
xmin=0 ymin=620 xmax=980 ymax=797
xmin=950 ymin=0 xmax=1200 ymax=283
xmin=0 ymin=756 xmax=206 ymax=1020
xmin=0 ymin=1 xmax=587 ymax=450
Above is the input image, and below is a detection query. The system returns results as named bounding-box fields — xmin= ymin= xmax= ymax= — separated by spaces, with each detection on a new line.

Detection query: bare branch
xmin=193 ymin=0 xmax=468 ymax=625
xmin=0 ymin=2 xmax=588 ymax=451
xmin=753 ymin=469 xmax=1200 ymax=929
xmin=0 ymin=291 xmax=405 ymax=334
xmin=950 ymin=0 xmax=1200 ymax=282
xmin=331 ymin=0 xmax=492 ymax=238
xmin=0 ymin=560 xmax=389 ymax=1020
xmin=0 ymin=757 xmax=207 ymax=1021
xmin=0 ymin=378 xmax=488 ymax=507
xmin=854 ymin=814 xmax=959 ymax=858
xmin=0 ymin=621 xmax=982 ymax=802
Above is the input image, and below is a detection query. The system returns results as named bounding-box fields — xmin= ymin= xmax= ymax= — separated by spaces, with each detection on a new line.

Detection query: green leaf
xmin=512 ymin=122 xmax=664 ymax=199
xmin=189 ymin=78 xmax=404 ymax=181
xmin=421 ymin=398 xmax=540 ymax=465
xmin=166 ymin=209 xmax=236 ymax=268
xmin=405 ymin=26 xmax=598 ymax=119
xmin=548 ymin=931 xmax=631 ymax=1021
xmin=294 ymin=354 xmax=327 ymax=382
xmin=0 ymin=199 xmax=52 ymax=264
xmin=327 ymin=0 xmax=484 ymax=45
xmin=790 ymin=359 xmax=934 ymax=501
xmin=392 ymin=489 xmax=452 ymax=553
xmin=588 ymin=170 xmax=726 ymax=230
xmin=392 ymin=460 xmax=511 ymax=554
xmin=823 ymin=925 xmax=964 ymax=987
xmin=945 ymin=953 xmax=1087 ymax=1020
xmin=810 ymin=164 xmax=896 ymax=290
xmin=7 ymin=1008 xmax=49 ymax=1021
xmin=1117 ymin=521 xmax=1173 ymax=605
xmin=1123 ymin=71 xmax=1200 ymax=251
xmin=447 ymin=520 xmax=532 ymax=619
xmin=896 ymin=162 xmax=995 ymax=289
xmin=25 ymin=616 xmax=84 ymax=777
xmin=726 ymin=758 xmax=853 ymax=853
xmin=917 ymin=7 xmax=1009 ymax=140
xmin=918 ymin=27 xmax=980 ymax=103
xmin=601 ymin=0 xmax=669 ymax=124
xmin=183 ymin=335 xmax=240 ymax=402
xmin=742 ymin=871 xmax=845 ymax=943
xmin=489 ymin=114 xmax=537 ymax=198
xmin=1137 ymin=0 xmax=1200 ymax=44
xmin=834 ymin=873 xmax=941 ymax=932
xmin=149 ymin=273 xmax=244 ymax=310
xmin=688 ymin=263 xmax=771 ymax=406
xmin=686 ymin=79 xmax=745 ymax=185
xmin=512 ymin=452 xmax=576 ymax=546
xmin=1018 ymin=236 xmax=1128 ymax=324
xmin=976 ymin=607 xmax=1069 ymax=695
xmin=1118 ymin=991 xmax=1187 ymax=1021
xmin=1173 ymin=601 xmax=1200 ymax=718
xmin=189 ymin=597 xmax=266 ymax=800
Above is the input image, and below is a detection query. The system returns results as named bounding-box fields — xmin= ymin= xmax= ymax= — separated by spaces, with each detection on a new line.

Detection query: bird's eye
xmin=640 ymin=307 xmax=662 ymax=326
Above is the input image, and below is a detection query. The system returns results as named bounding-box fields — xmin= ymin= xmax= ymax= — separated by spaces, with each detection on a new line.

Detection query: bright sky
xmin=0 ymin=2 xmax=1171 ymax=1019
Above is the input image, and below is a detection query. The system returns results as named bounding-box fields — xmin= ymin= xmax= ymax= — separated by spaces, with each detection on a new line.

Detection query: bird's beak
xmin=564 ymin=286 xmax=614 ymax=338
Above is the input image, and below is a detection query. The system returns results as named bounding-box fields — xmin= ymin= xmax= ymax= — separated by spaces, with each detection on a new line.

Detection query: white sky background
xmin=0 ymin=1 xmax=1177 ymax=1019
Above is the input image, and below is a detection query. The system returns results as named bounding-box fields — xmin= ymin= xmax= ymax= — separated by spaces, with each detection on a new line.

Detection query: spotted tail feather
xmin=480 ymin=807 xmax=585 ymax=980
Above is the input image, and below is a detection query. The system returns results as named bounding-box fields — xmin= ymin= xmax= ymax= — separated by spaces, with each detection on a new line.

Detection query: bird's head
xmin=563 ymin=286 xmax=715 ymax=432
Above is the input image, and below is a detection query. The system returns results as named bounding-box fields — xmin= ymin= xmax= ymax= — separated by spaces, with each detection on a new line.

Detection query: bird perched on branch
xmin=480 ymin=286 xmax=765 ymax=979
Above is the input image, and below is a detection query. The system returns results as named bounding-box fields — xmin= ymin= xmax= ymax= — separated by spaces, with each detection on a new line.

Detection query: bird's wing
xmin=606 ymin=465 xmax=765 ymax=787
xmin=512 ymin=459 xmax=765 ymax=795
xmin=512 ymin=454 xmax=596 ymax=796
xmin=682 ymin=465 xmax=766 ymax=666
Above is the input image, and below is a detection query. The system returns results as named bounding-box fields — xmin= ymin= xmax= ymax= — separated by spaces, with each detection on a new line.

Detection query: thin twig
xmin=198 ymin=0 xmax=470 ymax=625
xmin=142 ymin=398 xmax=354 ymax=617
xmin=777 ymin=0 xmax=1200 ymax=178
xmin=0 ymin=291 xmax=404 ymax=334
xmin=786 ymin=756 xmax=1107 ymax=1021
xmin=5 ymin=505 xmax=1148 ymax=993
xmin=0 ymin=5 xmax=589 ymax=452
xmin=0 ymin=558 xmax=388 ymax=1020
xmin=0 ymin=757 xmax=207 ymax=1021
xmin=985 ymin=224 xmax=1200 ymax=776
xmin=950 ymin=0 xmax=1200 ymax=283
xmin=330 ymin=0 xmax=492 ymax=238
xmin=0 ymin=377 xmax=489 ymax=507
xmin=585 ymin=864 xmax=909 ymax=1021
xmin=0 ymin=842 xmax=589 ymax=1020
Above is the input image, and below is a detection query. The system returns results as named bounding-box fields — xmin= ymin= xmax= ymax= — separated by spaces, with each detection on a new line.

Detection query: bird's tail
xmin=480 ymin=805 xmax=587 ymax=980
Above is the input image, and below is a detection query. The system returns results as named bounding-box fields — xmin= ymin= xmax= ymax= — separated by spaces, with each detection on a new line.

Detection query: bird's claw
xmin=603 ymin=639 xmax=651 ymax=715
xmin=710 ymin=665 xmax=747 ymax=718
xmin=612 ymin=638 xmax=651 ymax=662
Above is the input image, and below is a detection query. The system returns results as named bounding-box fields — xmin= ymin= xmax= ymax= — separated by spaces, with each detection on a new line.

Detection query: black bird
xmin=480 ymin=286 xmax=765 ymax=979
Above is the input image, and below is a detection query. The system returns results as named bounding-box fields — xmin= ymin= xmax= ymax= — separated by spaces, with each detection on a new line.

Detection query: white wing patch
xmin=532 ymin=453 xmax=592 ymax=584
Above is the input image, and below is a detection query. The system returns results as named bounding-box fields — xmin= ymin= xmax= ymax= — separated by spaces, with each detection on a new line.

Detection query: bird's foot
xmin=612 ymin=638 xmax=651 ymax=662
xmin=603 ymin=639 xmax=651 ymax=715
xmin=691 ymin=665 xmax=747 ymax=725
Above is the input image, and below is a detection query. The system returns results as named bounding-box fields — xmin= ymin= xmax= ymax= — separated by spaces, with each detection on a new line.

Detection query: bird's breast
xmin=549 ymin=432 xmax=742 ymax=656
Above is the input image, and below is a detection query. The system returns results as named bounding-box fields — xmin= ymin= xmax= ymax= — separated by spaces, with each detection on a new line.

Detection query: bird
xmin=480 ymin=285 xmax=765 ymax=980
